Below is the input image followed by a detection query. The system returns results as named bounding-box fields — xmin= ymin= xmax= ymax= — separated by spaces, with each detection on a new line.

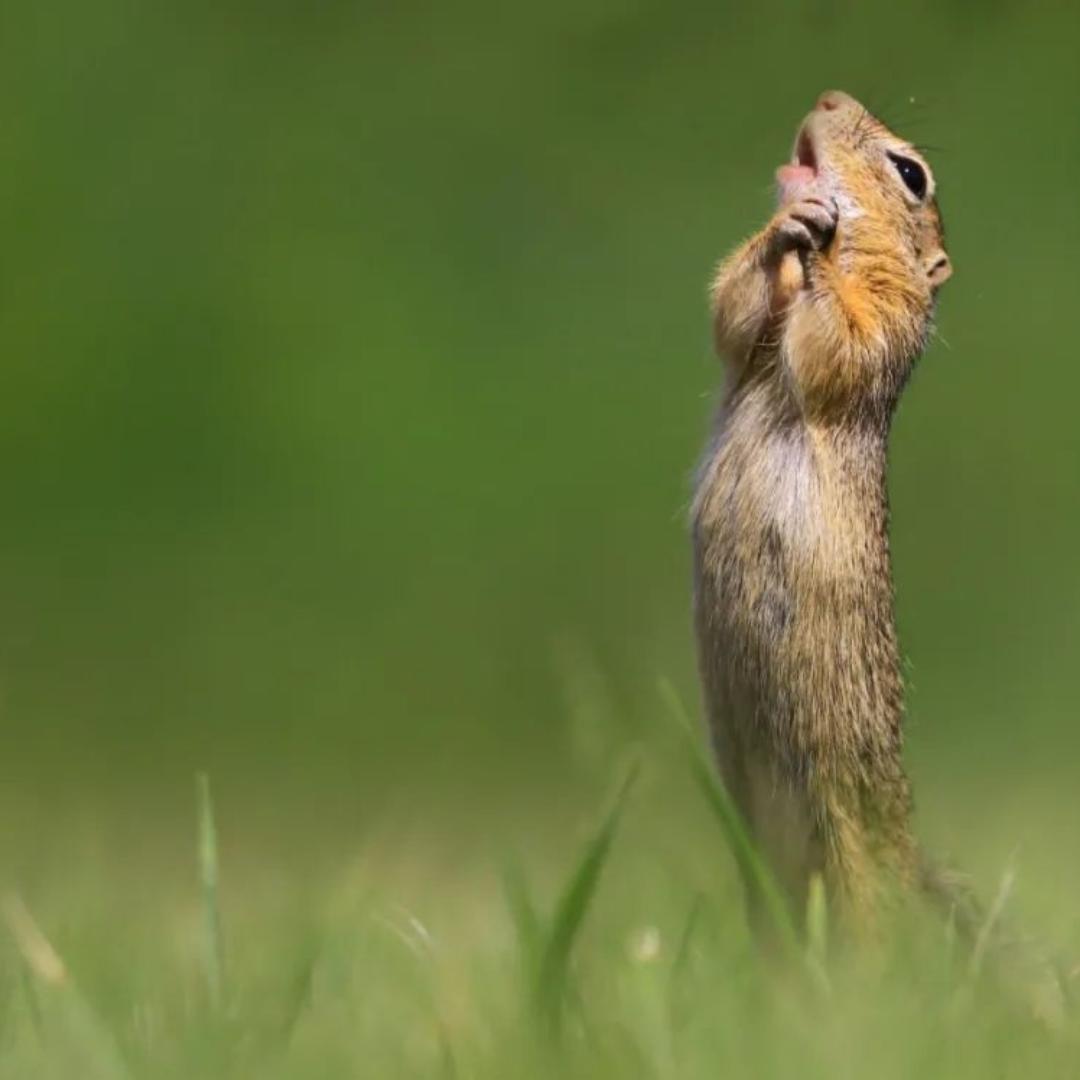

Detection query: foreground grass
xmin=0 ymin=755 xmax=1077 ymax=1079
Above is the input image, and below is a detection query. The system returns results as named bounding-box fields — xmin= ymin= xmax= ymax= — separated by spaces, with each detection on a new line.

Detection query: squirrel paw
xmin=769 ymin=197 xmax=838 ymax=257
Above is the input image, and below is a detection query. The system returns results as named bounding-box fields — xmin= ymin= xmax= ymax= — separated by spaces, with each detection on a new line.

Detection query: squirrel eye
xmin=887 ymin=152 xmax=927 ymax=200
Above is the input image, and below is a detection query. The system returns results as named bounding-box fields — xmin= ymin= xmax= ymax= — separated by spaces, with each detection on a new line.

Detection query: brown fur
xmin=691 ymin=91 xmax=951 ymax=941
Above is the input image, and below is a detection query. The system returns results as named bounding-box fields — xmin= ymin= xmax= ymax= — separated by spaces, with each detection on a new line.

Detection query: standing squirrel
xmin=691 ymin=90 xmax=952 ymax=940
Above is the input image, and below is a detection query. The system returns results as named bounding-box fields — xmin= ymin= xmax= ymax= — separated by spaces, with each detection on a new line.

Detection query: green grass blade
xmin=274 ymin=945 xmax=318 ymax=1046
xmin=658 ymin=680 xmax=802 ymax=961
xmin=942 ymin=901 xmax=958 ymax=981
xmin=669 ymin=892 xmax=704 ymax=987
xmin=667 ymin=892 xmax=704 ymax=1032
xmin=968 ymin=861 xmax=1015 ymax=982
xmin=3 ymin=894 xmax=132 ymax=1080
xmin=501 ymin=860 xmax=544 ymax=981
xmin=805 ymin=872 xmax=828 ymax=970
xmin=534 ymin=759 xmax=640 ymax=1034
xmin=196 ymin=771 xmax=224 ymax=1011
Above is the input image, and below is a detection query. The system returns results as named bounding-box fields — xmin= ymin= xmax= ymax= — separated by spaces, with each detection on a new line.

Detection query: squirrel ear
xmin=926 ymin=251 xmax=952 ymax=288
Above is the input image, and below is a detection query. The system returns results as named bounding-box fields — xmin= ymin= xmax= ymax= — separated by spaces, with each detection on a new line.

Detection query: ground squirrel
xmin=691 ymin=90 xmax=952 ymax=942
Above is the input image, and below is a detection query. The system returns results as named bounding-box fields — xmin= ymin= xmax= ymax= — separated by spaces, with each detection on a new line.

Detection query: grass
xmin=196 ymin=773 xmax=224 ymax=1014
xmin=532 ymin=758 xmax=639 ymax=1035
xmin=0 ymin=726 xmax=1077 ymax=1078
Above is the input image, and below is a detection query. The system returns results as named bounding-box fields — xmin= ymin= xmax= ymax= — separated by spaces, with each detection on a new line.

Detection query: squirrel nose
xmin=816 ymin=90 xmax=856 ymax=112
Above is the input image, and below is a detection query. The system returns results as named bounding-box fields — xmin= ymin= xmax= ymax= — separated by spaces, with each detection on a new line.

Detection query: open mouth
xmin=794 ymin=126 xmax=817 ymax=173
xmin=775 ymin=125 xmax=817 ymax=195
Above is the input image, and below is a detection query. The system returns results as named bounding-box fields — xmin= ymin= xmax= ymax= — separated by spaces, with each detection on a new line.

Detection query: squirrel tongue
xmin=775 ymin=162 xmax=816 ymax=204
xmin=775 ymin=163 xmax=815 ymax=186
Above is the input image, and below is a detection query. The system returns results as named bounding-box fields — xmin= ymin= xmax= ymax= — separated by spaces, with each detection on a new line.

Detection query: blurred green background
xmin=0 ymin=0 xmax=1078 ymax=888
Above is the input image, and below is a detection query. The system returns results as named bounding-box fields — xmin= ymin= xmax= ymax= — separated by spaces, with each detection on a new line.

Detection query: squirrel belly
xmin=693 ymin=383 xmax=917 ymax=934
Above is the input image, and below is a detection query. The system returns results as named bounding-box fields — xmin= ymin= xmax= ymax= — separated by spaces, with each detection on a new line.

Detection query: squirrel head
xmin=776 ymin=90 xmax=952 ymax=295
